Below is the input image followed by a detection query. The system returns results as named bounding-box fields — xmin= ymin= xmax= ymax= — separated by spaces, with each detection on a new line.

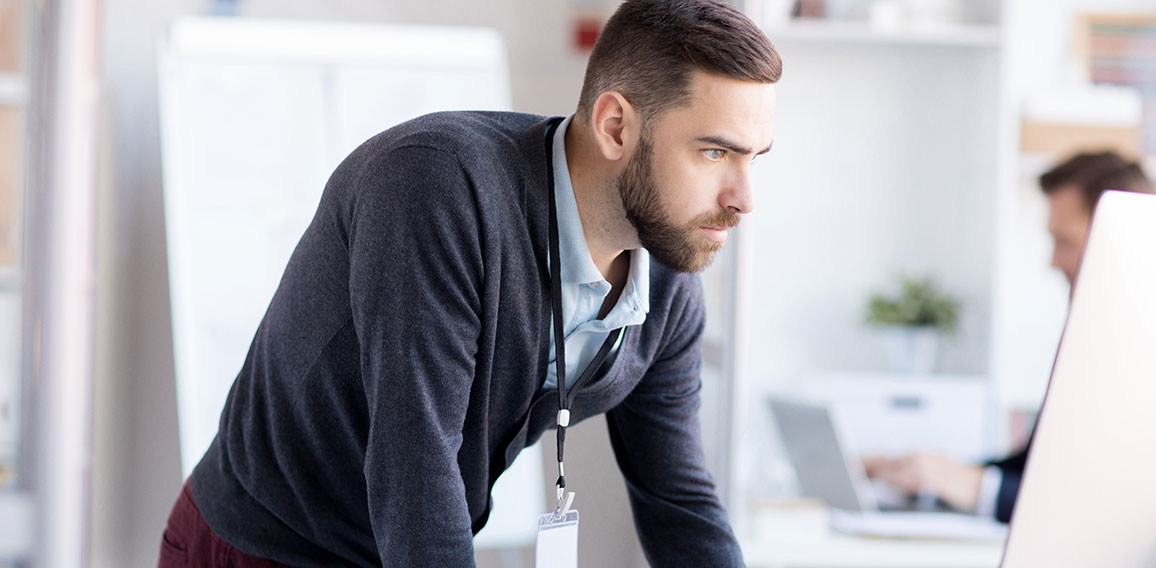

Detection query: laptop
xmin=769 ymin=397 xmax=1009 ymax=541
xmin=1000 ymin=191 xmax=1156 ymax=567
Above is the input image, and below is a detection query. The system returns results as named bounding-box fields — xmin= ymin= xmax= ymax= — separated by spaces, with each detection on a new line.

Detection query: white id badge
xmin=535 ymin=509 xmax=579 ymax=568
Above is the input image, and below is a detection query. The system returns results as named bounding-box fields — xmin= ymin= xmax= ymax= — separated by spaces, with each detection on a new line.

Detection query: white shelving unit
xmin=742 ymin=24 xmax=1004 ymax=379
xmin=764 ymin=20 xmax=1001 ymax=47
xmin=719 ymin=4 xmax=1026 ymax=553
xmin=726 ymin=5 xmax=1156 ymax=562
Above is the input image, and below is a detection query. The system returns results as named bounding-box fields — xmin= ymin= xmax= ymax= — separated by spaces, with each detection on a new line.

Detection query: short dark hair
xmin=1039 ymin=151 xmax=1154 ymax=211
xmin=576 ymin=0 xmax=782 ymax=124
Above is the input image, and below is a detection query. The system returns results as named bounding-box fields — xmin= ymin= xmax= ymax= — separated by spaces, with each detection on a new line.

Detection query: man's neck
xmin=563 ymin=116 xmax=637 ymax=283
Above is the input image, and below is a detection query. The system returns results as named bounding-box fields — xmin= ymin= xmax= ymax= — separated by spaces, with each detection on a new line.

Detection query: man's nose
xmin=722 ymin=168 xmax=754 ymax=215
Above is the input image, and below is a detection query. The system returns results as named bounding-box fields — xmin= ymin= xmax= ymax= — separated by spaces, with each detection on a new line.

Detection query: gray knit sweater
xmin=188 ymin=111 xmax=743 ymax=567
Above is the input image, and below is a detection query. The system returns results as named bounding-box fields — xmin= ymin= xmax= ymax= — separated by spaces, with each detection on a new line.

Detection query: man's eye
xmin=704 ymin=148 xmax=725 ymax=160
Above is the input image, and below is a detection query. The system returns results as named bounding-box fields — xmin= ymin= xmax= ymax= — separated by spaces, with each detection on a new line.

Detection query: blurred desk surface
xmin=741 ymin=505 xmax=1005 ymax=568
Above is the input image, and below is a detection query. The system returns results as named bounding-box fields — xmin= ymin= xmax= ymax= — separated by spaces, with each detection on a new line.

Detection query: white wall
xmin=233 ymin=0 xmax=596 ymax=117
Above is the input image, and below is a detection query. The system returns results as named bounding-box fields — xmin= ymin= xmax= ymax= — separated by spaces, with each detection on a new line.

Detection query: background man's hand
xmin=862 ymin=452 xmax=984 ymax=512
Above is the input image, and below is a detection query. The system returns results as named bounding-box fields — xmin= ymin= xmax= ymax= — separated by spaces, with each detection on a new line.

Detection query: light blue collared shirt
xmin=543 ymin=115 xmax=650 ymax=391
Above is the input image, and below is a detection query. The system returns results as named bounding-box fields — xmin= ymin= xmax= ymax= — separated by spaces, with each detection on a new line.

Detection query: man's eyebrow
xmin=696 ymin=136 xmax=773 ymax=156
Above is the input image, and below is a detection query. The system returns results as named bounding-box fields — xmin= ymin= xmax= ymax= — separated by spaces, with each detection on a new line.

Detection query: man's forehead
xmin=659 ymin=73 xmax=776 ymax=145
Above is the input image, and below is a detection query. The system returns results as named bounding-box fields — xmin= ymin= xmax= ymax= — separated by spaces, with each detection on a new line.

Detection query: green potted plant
xmin=865 ymin=275 xmax=961 ymax=374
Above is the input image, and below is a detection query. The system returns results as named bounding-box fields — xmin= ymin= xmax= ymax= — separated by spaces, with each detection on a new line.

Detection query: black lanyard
xmin=544 ymin=118 xmax=623 ymax=505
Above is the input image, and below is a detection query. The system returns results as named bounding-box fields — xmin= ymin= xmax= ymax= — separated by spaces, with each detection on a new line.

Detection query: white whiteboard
xmin=158 ymin=17 xmax=541 ymax=548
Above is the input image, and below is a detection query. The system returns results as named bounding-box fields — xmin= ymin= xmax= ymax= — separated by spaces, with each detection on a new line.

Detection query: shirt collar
xmin=616 ymin=246 xmax=651 ymax=321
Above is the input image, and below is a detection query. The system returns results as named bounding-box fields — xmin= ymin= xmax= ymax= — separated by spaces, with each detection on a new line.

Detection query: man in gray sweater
xmin=159 ymin=1 xmax=781 ymax=566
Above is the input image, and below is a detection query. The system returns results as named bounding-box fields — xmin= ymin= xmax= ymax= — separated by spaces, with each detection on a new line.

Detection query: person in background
xmin=864 ymin=150 xmax=1154 ymax=524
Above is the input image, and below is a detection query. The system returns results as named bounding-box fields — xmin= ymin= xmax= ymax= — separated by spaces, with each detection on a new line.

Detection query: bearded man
xmin=159 ymin=1 xmax=781 ymax=566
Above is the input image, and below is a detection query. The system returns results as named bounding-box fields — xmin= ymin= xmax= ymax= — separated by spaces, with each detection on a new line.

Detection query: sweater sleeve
xmin=346 ymin=145 xmax=483 ymax=566
xmin=605 ymin=280 xmax=745 ymax=567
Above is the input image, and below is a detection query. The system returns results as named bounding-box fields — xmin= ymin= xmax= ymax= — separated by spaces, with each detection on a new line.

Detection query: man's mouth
xmin=700 ymin=226 xmax=730 ymax=243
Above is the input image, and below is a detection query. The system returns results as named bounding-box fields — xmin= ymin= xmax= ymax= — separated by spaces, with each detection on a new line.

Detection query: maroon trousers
xmin=158 ymin=481 xmax=288 ymax=567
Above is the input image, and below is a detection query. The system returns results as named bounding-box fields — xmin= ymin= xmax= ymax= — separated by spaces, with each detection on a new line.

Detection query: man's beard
xmin=617 ymin=132 xmax=741 ymax=273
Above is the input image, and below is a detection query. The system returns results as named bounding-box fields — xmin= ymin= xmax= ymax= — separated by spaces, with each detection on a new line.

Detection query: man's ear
xmin=588 ymin=91 xmax=639 ymax=162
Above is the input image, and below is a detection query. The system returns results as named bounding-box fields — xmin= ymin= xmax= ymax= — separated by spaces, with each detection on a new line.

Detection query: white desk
xmin=741 ymin=505 xmax=1005 ymax=568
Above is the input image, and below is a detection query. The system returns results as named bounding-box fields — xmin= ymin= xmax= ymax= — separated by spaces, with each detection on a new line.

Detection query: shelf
xmin=0 ymin=74 xmax=27 ymax=106
xmin=764 ymin=20 xmax=1001 ymax=48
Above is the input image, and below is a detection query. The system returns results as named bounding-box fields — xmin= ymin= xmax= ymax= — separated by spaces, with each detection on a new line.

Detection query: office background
xmin=2 ymin=0 xmax=1155 ymax=566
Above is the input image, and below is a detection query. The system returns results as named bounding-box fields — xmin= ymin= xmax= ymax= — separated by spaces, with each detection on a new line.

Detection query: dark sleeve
xmin=992 ymin=469 xmax=1022 ymax=524
xmin=984 ymin=435 xmax=1033 ymax=523
xmin=347 ymin=145 xmax=482 ymax=566
xmin=605 ymin=280 xmax=744 ymax=567
xmin=986 ymin=445 xmax=1030 ymax=472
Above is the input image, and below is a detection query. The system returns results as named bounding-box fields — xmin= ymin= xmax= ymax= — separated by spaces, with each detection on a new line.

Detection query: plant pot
xmin=880 ymin=325 xmax=941 ymax=374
